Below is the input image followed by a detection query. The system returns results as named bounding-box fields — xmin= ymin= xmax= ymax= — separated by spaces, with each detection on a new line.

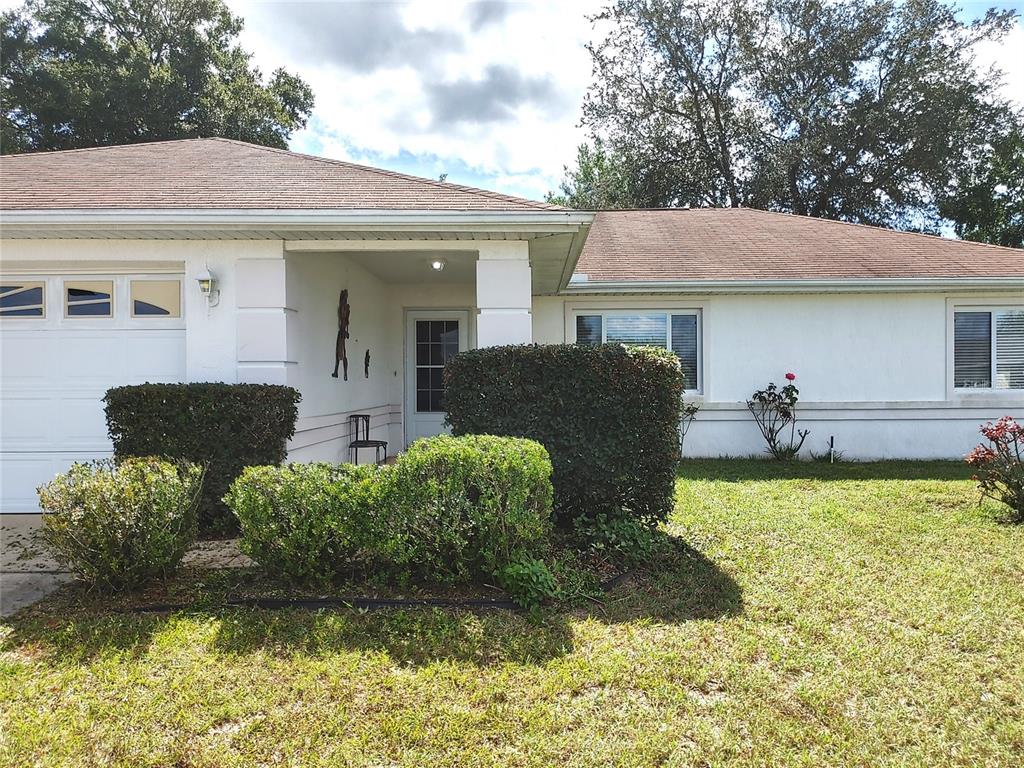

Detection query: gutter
xmin=0 ymin=208 xmax=595 ymax=234
xmin=561 ymin=277 xmax=1024 ymax=294
xmin=556 ymin=220 xmax=593 ymax=292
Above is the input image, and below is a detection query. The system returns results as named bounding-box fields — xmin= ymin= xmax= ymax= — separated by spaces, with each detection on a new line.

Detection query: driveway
xmin=1 ymin=514 xmax=72 ymax=617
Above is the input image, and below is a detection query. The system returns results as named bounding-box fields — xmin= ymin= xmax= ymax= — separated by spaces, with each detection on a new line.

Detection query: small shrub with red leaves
xmin=966 ymin=416 xmax=1024 ymax=523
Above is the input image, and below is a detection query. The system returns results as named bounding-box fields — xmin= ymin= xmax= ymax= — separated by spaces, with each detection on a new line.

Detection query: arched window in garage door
xmin=130 ymin=280 xmax=181 ymax=318
xmin=65 ymin=280 xmax=113 ymax=317
xmin=0 ymin=282 xmax=45 ymax=317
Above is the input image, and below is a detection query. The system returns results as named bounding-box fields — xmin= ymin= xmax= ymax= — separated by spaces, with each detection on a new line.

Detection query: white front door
xmin=405 ymin=310 xmax=469 ymax=446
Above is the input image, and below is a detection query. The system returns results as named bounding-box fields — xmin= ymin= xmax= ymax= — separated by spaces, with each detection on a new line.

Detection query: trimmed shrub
xmin=38 ymin=458 xmax=202 ymax=589
xmin=223 ymin=435 xmax=554 ymax=590
xmin=104 ymin=383 xmax=300 ymax=534
xmin=225 ymin=463 xmax=385 ymax=585
xmin=385 ymin=435 xmax=554 ymax=583
xmin=444 ymin=344 xmax=685 ymax=525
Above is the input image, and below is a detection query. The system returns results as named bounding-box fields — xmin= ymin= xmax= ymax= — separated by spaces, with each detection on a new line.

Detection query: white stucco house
xmin=1 ymin=138 xmax=1022 ymax=513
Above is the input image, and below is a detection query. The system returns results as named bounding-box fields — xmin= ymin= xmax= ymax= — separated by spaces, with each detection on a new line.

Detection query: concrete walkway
xmin=1 ymin=514 xmax=251 ymax=617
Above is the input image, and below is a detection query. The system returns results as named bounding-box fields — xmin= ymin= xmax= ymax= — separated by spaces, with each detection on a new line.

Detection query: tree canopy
xmin=938 ymin=115 xmax=1024 ymax=247
xmin=1 ymin=0 xmax=314 ymax=154
xmin=549 ymin=0 xmax=1023 ymax=245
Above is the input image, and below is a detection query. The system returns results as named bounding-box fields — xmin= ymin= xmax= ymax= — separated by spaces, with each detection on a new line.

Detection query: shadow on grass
xmin=584 ymin=537 xmax=743 ymax=624
xmin=678 ymin=458 xmax=972 ymax=483
xmin=1 ymin=534 xmax=742 ymax=668
xmin=210 ymin=605 xmax=574 ymax=664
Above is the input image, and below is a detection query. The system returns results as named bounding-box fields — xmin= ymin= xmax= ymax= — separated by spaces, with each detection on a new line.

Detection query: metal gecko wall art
xmin=331 ymin=289 xmax=350 ymax=380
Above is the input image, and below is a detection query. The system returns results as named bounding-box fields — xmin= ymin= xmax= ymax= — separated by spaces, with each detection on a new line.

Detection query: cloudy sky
xmin=4 ymin=0 xmax=1021 ymax=200
xmin=224 ymin=0 xmax=600 ymax=201
xmin=224 ymin=0 xmax=1024 ymax=201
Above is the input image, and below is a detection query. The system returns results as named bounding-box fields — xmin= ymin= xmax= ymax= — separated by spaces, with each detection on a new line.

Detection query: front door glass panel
xmin=414 ymin=319 xmax=459 ymax=412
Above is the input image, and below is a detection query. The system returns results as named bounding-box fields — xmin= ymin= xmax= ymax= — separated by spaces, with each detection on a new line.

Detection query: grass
xmin=2 ymin=459 xmax=1022 ymax=767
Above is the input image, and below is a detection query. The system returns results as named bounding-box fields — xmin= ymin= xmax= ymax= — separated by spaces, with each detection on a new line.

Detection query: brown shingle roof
xmin=0 ymin=138 xmax=561 ymax=211
xmin=574 ymin=208 xmax=1024 ymax=281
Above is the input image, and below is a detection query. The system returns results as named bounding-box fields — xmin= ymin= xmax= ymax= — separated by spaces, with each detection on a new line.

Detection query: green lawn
xmin=2 ymin=460 xmax=1023 ymax=767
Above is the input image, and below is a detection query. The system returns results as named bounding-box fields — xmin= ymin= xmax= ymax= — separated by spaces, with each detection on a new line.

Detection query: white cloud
xmin=973 ymin=15 xmax=1024 ymax=106
xmin=229 ymin=0 xmax=602 ymax=198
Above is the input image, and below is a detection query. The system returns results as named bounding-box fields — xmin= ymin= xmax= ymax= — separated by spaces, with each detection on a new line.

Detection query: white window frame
xmin=568 ymin=306 xmax=703 ymax=394
xmin=0 ymin=274 xmax=186 ymax=330
xmin=947 ymin=298 xmax=1024 ymax=398
xmin=0 ymin=281 xmax=46 ymax=320
xmin=129 ymin=278 xmax=183 ymax=319
xmin=64 ymin=279 xmax=114 ymax=319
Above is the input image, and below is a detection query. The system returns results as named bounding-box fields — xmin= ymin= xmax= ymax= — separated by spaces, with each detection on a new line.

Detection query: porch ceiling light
xmin=430 ymin=258 xmax=447 ymax=272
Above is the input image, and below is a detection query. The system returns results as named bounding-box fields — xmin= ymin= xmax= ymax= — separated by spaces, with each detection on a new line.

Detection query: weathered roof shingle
xmin=574 ymin=208 xmax=1024 ymax=281
xmin=0 ymin=137 xmax=561 ymax=211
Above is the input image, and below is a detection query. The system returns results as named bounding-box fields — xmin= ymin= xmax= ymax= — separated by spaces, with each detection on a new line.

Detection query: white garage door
xmin=0 ymin=273 xmax=186 ymax=513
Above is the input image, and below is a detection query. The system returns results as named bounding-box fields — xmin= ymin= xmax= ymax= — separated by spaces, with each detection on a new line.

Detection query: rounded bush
xmin=225 ymin=462 xmax=385 ymax=585
xmin=223 ymin=435 xmax=554 ymax=589
xmin=38 ymin=458 xmax=202 ymax=590
xmin=385 ymin=434 xmax=554 ymax=583
xmin=444 ymin=344 xmax=685 ymax=525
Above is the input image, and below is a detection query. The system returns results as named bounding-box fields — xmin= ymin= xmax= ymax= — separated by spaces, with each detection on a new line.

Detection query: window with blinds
xmin=574 ymin=310 xmax=701 ymax=390
xmin=954 ymin=309 xmax=1024 ymax=390
xmin=995 ymin=311 xmax=1024 ymax=389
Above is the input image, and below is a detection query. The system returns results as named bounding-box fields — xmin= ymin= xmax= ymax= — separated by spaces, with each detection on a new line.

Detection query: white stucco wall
xmin=5 ymin=238 xmax=1020 ymax=465
xmin=281 ymin=250 xmax=478 ymax=462
xmin=0 ymin=238 xmax=282 ymax=383
xmin=278 ymin=251 xmax=394 ymax=462
xmin=533 ymin=291 xmax=1024 ymax=460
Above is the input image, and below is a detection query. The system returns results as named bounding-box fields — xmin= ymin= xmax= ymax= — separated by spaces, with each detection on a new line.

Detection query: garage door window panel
xmin=131 ymin=280 xmax=181 ymax=317
xmin=0 ymin=282 xmax=45 ymax=317
xmin=65 ymin=281 xmax=113 ymax=318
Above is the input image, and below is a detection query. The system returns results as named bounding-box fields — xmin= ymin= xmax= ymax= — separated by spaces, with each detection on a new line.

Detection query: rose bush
xmin=747 ymin=373 xmax=809 ymax=460
xmin=966 ymin=416 xmax=1024 ymax=522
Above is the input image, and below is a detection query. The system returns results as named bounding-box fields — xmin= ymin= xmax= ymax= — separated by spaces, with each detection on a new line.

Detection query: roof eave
xmin=561 ymin=277 xmax=1024 ymax=294
xmin=0 ymin=208 xmax=594 ymax=236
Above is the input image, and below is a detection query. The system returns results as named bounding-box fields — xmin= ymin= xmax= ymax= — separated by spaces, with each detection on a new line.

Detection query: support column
xmin=476 ymin=241 xmax=532 ymax=347
xmin=235 ymin=256 xmax=296 ymax=384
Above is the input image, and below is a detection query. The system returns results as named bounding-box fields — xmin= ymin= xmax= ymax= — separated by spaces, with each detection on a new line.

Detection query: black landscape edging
xmin=119 ymin=569 xmax=633 ymax=614
xmin=124 ymin=595 xmax=517 ymax=614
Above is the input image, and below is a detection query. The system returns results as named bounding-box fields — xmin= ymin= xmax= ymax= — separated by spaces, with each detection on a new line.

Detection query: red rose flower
xmin=785 ymin=372 xmax=796 ymax=381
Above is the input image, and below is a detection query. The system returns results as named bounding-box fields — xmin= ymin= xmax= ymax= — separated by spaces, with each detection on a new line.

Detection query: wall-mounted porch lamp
xmin=196 ymin=266 xmax=220 ymax=306
xmin=430 ymin=258 xmax=447 ymax=272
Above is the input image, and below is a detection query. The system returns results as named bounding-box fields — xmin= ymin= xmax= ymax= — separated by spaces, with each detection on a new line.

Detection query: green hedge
xmin=104 ymin=383 xmax=300 ymax=534
xmin=385 ymin=434 xmax=554 ymax=584
xmin=225 ymin=463 xmax=384 ymax=586
xmin=443 ymin=344 xmax=685 ymax=525
xmin=224 ymin=435 xmax=555 ymax=604
xmin=38 ymin=457 xmax=202 ymax=589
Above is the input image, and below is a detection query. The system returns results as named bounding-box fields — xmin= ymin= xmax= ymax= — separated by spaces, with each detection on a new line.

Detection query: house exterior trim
xmin=0 ymin=208 xmax=594 ymax=236
xmin=563 ymin=277 xmax=1024 ymax=294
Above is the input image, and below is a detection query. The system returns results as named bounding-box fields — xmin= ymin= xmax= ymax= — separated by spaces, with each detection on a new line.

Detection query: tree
xmin=1 ymin=0 xmax=314 ymax=154
xmin=558 ymin=0 xmax=1021 ymax=237
xmin=938 ymin=116 xmax=1024 ymax=248
xmin=546 ymin=139 xmax=642 ymax=208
